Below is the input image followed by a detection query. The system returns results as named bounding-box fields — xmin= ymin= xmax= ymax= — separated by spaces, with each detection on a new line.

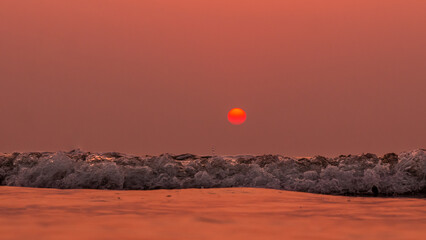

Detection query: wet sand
xmin=0 ymin=187 xmax=425 ymax=240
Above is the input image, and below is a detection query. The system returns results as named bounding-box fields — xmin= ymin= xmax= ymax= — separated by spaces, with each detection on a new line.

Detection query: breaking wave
xmin=1 ymin=149 xmax=425 ymax=196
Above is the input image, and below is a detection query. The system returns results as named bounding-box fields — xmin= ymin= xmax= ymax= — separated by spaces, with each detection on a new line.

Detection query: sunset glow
xmin=0 ymin=1 xmax=425 ymax=240
xmin=227 ymin=108 xmax=247 ymax=125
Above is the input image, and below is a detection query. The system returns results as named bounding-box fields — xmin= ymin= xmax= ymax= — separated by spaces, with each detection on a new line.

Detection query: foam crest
xmin=0 ymin=149 xmax=425 ymax=196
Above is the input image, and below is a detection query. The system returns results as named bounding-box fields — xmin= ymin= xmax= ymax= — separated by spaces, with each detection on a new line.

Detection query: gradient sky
xmin=0 ymin=0 xmax=425 ymax=156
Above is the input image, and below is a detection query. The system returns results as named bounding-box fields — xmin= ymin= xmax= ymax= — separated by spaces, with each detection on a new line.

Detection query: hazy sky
xmin=0 ymin=0 xmax=425 ymax=156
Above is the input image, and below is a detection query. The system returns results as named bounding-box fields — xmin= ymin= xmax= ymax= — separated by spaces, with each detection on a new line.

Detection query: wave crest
xmin=1 ymin=149 xmax=425 ymax=196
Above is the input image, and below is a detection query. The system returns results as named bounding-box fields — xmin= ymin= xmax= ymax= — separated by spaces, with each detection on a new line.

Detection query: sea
xmin=1 ymin=149 xmax=424 ymax=197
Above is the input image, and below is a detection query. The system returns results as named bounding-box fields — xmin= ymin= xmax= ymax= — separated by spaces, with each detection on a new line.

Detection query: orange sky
xmin=0 ymin=0 xmax=425 ymax=156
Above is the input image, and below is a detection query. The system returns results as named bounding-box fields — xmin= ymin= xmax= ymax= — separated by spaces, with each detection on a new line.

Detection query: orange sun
xmin=227 ymin=108 xmax=247 ymax=125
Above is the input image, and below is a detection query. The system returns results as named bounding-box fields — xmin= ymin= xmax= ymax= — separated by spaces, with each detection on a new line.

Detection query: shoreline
xmin=2 ymin=185 xmax=426 ymax=199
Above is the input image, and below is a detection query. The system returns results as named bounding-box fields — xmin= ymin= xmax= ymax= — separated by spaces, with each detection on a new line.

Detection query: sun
xmin=227 ymin=108 xmax=247 ymax=125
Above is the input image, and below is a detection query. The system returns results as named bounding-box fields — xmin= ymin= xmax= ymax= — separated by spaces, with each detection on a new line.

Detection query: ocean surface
xmin=0 ymin=149 xmax=425 ymax=196
xmin=1 ymin=187 xmax=425 ymax=240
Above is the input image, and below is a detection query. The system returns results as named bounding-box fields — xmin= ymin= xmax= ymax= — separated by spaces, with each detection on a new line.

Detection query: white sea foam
xmin=0 ymin=149 xmax=425 ymax=196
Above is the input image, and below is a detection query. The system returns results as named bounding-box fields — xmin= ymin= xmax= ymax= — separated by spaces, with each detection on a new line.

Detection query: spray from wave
xmin=1 ymin=149 xmax=425 ymax=196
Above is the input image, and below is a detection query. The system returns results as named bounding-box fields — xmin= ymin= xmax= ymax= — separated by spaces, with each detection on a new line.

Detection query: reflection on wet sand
xmin=0 ymin=186 xmax=425 ymax=240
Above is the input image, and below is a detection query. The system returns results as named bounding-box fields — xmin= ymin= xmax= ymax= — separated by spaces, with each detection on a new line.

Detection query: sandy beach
xmin=0 ymin=186 xmax=425 ymax=240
